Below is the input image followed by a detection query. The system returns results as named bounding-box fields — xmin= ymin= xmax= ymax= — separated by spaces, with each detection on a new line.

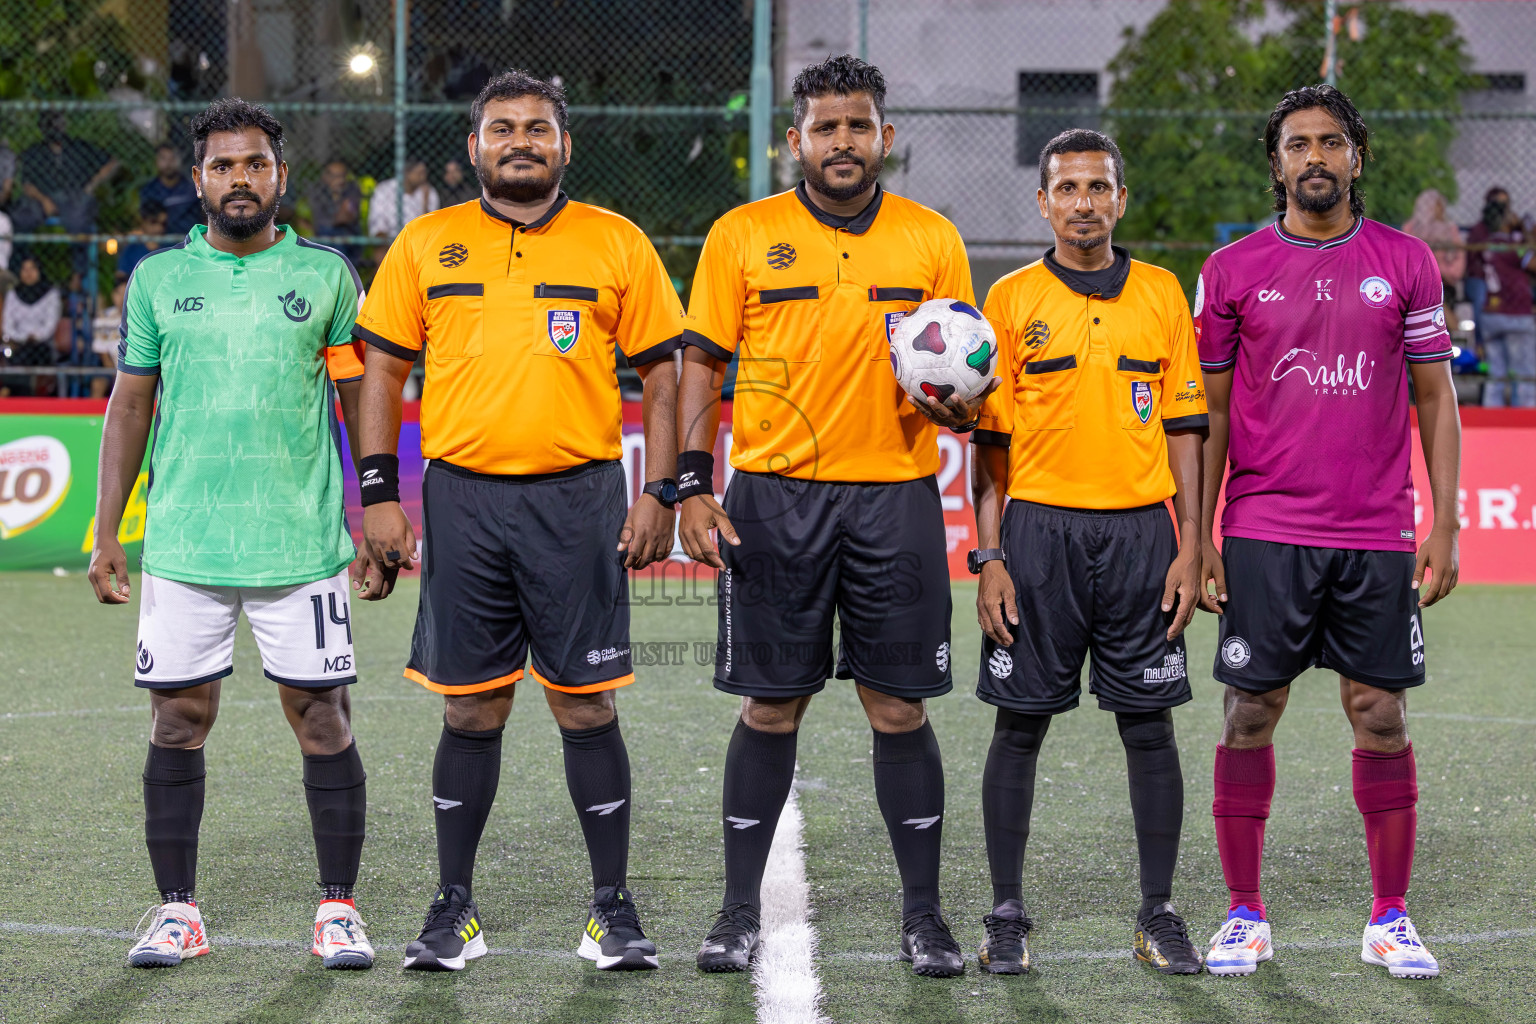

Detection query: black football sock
xmin=981 ymin=708 xmax=1051 ymax=907
xmin=143 ymin=743 xmax=205 ymax=904
xmin=872 ymin=719 xmax=946 ymax=917
xmin=561 ymin=716 xmax=632 ymax=894
xmin=721 ymin=719 xmax=798 ymax=910
xmin=1116 ymin=709 xmax=1184 ymax=917
xmin=303 ymin=740 xmax=367 ymax=901
xmin=433 ymin=719 xmax=504 ymax=900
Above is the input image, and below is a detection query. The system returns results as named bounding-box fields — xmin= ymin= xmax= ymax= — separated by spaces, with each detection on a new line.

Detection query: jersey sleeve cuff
xmin=681 ymin=328 xmax=734 ymax=363
xmin=1162 ymin=413 xmax=1210 ymax=432
xmin=117 ymin=361 xmax=160 ymax=376
xmin=971 ymin=428 xmax=1011 ymax=448
xmin=329 ymin=374 xmax=364 ymax=384
xmin=1199 ymin=358 xmax=1235 ymax=372
xmin=1405 ymin=348 xmax=1453 ymax=363
xmin=625 ymin=334 xmax=683 ymax=367
xmin=352 ymin=323 xmax=420 ymax=362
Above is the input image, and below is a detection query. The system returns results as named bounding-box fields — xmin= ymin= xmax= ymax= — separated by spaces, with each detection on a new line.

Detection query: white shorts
xmin=135 ymin=570 xmax=356 ymax=690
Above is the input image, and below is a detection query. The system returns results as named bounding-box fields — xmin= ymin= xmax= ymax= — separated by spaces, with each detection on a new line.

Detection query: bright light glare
xmin=348 ymin=52 xmax=375 ymax=76
xmin=1459 ymin=320 xmax=1476 ymax=332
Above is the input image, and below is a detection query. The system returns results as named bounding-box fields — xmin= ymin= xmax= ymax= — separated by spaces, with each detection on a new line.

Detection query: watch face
xmin=660 ymin=481 xmax=678 ymax=503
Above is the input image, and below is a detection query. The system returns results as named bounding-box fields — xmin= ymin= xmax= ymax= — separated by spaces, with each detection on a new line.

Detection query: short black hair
xmin=140 ymin=199 xmax=166 ymax=220
xmin=1038 ymin=128 xmax=1124 ymax=192
xmin=155 ymin=142 xmax=178 ymax=155
xmin=792 ymin=54 xmax=886 ymax=127
xmin=471 ymin=69 xmax=569 ymax=133
xmin=189 ymin=97 xmax=284 ymax=166
xmin=1265 ymin=84 xmax=1370 ymax=218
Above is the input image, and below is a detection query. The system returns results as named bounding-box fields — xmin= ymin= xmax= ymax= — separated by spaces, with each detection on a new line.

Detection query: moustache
xmin=222 ymin=190 xmax=261 ymax=205
xmin=822 ymin=155 xmax=864 ymax=169
xmin=499 ymin=150 xmax=547 ymax=167
xmin=1297 ymin=169 xmax=1338 ymax=183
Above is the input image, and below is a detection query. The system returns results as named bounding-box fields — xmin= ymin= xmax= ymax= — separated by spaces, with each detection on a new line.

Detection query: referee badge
xmin=547 ymin=310 xmax=581 ymax=353
xmin=1131 ymin=380 xmax=1153 ymax=423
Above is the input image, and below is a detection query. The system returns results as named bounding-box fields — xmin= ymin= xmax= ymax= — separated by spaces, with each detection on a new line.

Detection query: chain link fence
xmin=3 ymin=0 xmax=1534 ymax=402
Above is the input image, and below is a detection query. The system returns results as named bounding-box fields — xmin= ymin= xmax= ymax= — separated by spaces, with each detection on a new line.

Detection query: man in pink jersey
xmin=1193 ymin=86 xmax=1461 ymax=980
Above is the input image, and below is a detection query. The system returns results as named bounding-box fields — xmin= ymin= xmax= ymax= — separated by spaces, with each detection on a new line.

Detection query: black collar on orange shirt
xmin=794 ymin=180 xmax=883 ymax=235
xmin=478 ymin=190 xmax=570 ymax=230
xmin=1042 ymin=244 xmax=1131 ymax=299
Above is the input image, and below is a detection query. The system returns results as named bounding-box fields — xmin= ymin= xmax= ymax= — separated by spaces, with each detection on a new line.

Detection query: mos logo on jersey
xmin=767 ymin=242 xmax=796 ymax=269
xmin=278 ymin=290 xmax=312 ymax=323
xmin=1131 ymin=380 xmax=1153 ymax=423
xmin=1024 ymin=319 xmax=1050 ymax=349
xmin=548 ymin=310 xmax=581 ymax=353
xmin=439 ymin=243 xmax=468 ymax=268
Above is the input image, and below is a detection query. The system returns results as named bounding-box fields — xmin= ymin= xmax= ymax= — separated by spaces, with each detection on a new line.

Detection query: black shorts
xmin=1215 ymin=537 xmax=1425 ymax=692
xmin=977 ymin=501 xmax=1191 ymax=715
xmin=406 ymin=459 xmax=633 ymax=696
xmin=714 ymin=471 xmax=953 ymax=700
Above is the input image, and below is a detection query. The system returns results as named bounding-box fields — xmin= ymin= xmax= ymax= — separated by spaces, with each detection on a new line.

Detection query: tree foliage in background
xmin=0 ymin=0 xmax=139 ymax=99
xmin=1107 ymin=0 xmax=1478 ymax=291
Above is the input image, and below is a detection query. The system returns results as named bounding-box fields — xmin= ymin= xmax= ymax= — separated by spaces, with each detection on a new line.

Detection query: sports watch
xmin=642 ymin=478 xmax=679 ymax=510
xmin=967 ymin=548 xmax=1006 ymax=575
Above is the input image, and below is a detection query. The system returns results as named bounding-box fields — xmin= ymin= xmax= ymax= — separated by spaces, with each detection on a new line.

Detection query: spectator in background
xmin=1 ymin=257 xmax=61 ymax=396
xmin=0 ymin=206 xmax=14 ymax=294
xmin=438 ymin=158 xmax=478 ymax=206
xmin=16 ymin=113 xmax=119 ymax=235
xmin=369 ymin=159 xmax=438 ymax=239
xmin=0 ymin=138 xmax=15 ymax=209
xmin=91 ymin=279 xmax=126 ymax=398
xmin=1467 ymin=187 xmax=1536 ymax=407
xmin=116 ymin=201 xmax=168 ymax=281
xmin=139 ymin=143 xmax=201 ymax=236
xmin=1402 ymin=188 xmax=1464 ymax=305
xmin=307 ymin=159 xmax=363 ymax=239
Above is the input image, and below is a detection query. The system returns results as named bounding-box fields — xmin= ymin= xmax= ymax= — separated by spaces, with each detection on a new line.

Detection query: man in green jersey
xmin=88 ymin=99 xmax=385 ymax=971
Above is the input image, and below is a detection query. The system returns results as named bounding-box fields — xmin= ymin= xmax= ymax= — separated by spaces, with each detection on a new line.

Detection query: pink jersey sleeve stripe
xmin=1405 ymin=347 xmax=1453 ymax=362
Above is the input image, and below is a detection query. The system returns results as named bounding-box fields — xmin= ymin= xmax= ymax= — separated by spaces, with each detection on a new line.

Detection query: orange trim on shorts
xmin=403 ymin=666 xmax=524 ymax=695
xmin=529 ymin=667 xmax=636 ymax=694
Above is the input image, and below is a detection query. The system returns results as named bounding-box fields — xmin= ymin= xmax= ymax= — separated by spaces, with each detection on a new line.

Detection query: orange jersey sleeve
xmin=353 ymin=227 xmax=426 ymax=358
xmin=616 ymin=228 xmax=685 ymax=366
xmin=1160 ymin=276 xmax=1209 ymax=429
xmin=325 ymin=339 xmax=366 ymax=383
xmin=682 ymin=217 xmax=746 ymax=362
xmin=975 ymin=280 xmax=1017 ymax=443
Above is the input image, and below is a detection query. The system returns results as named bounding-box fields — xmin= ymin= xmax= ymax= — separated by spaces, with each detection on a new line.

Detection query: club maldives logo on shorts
xmin=1359 ymin=276 xmax=1393 ymax=307
xmin=548 ymin=310 xmax=581 ymax=353
xmin=1131 ymin=380 xmax=1153 ymax=423
xmin=278 ymin=289 xmax=312 ymax=323
xmin=0 ymin=435 xmax=71 ymax=539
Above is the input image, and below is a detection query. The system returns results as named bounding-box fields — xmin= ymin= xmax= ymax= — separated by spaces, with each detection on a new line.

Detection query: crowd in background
xmin=1 ymin=114 xmax=1534 ymax=404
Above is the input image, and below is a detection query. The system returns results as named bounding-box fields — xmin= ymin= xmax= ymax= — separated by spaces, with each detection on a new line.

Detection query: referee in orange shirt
xmin=355 ymin=71 xmax=683 ymax=972
xmin=969 ymin=130 xmax=1206 ymax=975
xmin=677 ymin=56 xmax=985 ymax=977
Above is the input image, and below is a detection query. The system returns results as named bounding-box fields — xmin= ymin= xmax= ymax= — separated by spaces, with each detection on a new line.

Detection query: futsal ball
xmin=888 ymin=298 xmax=999 ymax=405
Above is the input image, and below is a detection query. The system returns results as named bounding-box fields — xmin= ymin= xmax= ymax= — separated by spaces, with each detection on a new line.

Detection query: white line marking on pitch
xmin=0 ymin=692 xmax=431 ymax=722
xmin=754 ymin=773 xmax=827 ymax=1024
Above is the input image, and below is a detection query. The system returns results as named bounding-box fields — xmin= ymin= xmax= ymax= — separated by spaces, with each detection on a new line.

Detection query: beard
xmin=802 ymin=149 xmax=883 ymax=203
xmin=202 ymin=188 xmax=279 ymax=241
xmin=477 ymin=146 xmax=565 ymax=205
xmin=1061 ymin=223 xmax=1111 ymax=250
xmin=1291 ymin=169 xmax=1345 ymax=214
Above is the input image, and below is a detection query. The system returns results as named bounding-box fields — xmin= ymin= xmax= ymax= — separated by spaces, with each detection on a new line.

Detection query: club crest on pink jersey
xmin=1359 ymin=276 xmax=1393 ymax=307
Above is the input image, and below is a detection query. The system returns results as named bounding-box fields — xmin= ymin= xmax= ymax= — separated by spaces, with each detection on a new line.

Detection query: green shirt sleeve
xmin=117 ymin=264 xmax=162 ymax=374
xmin=327 ymin=251 xmax=365 ymax=350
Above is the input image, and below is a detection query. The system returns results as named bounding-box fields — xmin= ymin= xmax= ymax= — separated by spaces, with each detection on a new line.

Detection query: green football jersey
xmin=118 ymin=225 xmax=362 ymax=587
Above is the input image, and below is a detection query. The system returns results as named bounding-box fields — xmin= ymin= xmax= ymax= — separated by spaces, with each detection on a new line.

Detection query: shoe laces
xmin=904 ymin=907 xmax=957 ymax=948
xmin=1143 ymin=908 xmax=1194 ymax=951
xmin=1211 ymin=915 xmax=1256 ymax=948
xmin=321 ymin=906 xmax=367 ymax=941
xmin=708 ymin=902 xmax=761 ymax=940
xmin=596 ymin=888 xmax=643 ymax=934
xmin=134 ymin=904 xmax=189 ymax=944
xmin=982 ymin=910 xmax=1032 ymax=946
xmin=1381 ymin=915 xmax=1423 ymax=950
xmin=420 ymin=889 xmax=466 ymax=932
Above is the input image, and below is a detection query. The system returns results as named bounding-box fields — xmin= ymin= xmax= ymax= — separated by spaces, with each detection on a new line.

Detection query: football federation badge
xmin=1131 ymin=380 xmax=1153 ymax=423
xmin=885 ymin=310 xmax=908 ymax=340
xmin=548 ymin=310 xmax=580 ymax=353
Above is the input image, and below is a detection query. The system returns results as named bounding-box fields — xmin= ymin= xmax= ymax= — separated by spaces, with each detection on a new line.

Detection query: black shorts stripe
xmin=264 ymin=669 xmax=356 ymax=689
xmin=134 ymin=666 xmax=234 ymax=690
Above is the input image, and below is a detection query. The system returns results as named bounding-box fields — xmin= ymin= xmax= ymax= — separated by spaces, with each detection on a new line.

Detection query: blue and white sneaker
xmin=1361 ymin=909 xmax=1439 ymax=979
xmin=1206 ymin=906 xmax=1272 ymax=976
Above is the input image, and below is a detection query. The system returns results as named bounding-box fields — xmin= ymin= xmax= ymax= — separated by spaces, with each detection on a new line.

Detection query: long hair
xmin=1264 ymin=84 xmax=1370 ymax=218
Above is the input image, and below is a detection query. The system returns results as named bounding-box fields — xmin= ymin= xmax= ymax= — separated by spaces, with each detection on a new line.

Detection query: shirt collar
xmin=794 ymin=180 xmax=883 ymax=235
xmin=1041 ymin=244 xmax=1132 ymax=299
xmin=1272 ymin=216 xmax=1363 ymax=250
xmin=479 ymin=190 xmax=569 ymax=231
xmin=187 ymin=223 xmax=295 ymax=262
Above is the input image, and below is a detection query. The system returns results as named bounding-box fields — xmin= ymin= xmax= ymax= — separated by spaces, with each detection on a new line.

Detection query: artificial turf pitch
xmin=0 ymin=571 xmax=1531 ymax=1024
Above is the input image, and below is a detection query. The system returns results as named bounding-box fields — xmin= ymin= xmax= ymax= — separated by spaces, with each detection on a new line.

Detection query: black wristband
xmin=675 ymin=449 xmax=715 ymax=501
xmin=358 ymin=453 xmax=401 ymax=507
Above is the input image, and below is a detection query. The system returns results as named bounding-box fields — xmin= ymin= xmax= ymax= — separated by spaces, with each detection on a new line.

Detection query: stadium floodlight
xmin=348 ymin=51 xmax=375 ymax=77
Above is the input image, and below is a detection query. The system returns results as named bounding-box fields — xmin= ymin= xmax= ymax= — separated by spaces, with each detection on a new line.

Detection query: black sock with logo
xmin=721 ymin=719 xmax=798 ymax=910
xmin=433 ymin=720 xmax=504 ymax=900
xmin=981 ymin=708 xmax=1051 ymax=907
xmin=303 ymin=741 xmax=367 ymax=899
xmin=872 ymin=720 xmax=946 ymax=917
xmin=143 ymin=744 xmax=205 ymax=904
xmin=560 ymin=717 xmax=631 ymax=894
xmin=1116 ymin=710 xmax=1184 ymax=917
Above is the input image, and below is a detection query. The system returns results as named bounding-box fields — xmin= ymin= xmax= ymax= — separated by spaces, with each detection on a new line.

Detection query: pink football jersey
xmin=1195 ymin=218 xmax=1453 ymax=552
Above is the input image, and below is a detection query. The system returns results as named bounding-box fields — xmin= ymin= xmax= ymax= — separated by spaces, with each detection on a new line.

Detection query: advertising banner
xmin=5 ymin=400 xmax=1534 ymax=583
